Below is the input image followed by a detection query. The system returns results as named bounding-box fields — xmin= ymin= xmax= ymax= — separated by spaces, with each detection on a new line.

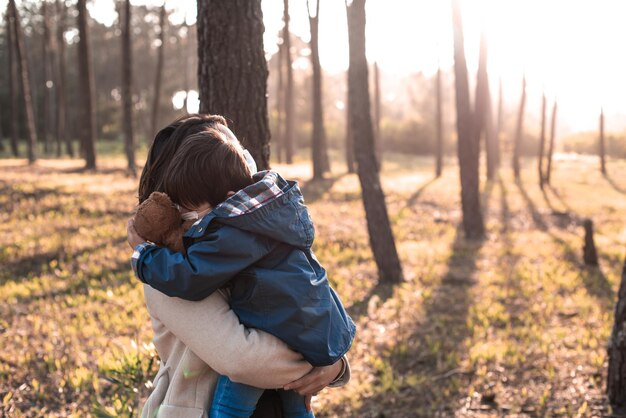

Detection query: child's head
xmin=163 ymin=128 xmax=254 ymax=209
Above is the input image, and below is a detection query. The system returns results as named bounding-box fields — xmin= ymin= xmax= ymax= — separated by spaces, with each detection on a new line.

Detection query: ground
xmin=0 ymin=153 xmax=624 ymax=417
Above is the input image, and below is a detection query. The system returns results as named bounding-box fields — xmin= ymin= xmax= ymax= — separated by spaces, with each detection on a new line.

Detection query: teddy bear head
xmin=134 ymin=191 xmax=185 ymax=253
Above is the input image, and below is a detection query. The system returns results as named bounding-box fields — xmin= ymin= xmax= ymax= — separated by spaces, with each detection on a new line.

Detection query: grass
xmin=0 ymin=153 xmax=624 ymax=417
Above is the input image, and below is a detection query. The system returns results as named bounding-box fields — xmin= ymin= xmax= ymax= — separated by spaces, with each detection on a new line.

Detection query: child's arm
xmin=132 ymin=224 xmax=275 ymax=300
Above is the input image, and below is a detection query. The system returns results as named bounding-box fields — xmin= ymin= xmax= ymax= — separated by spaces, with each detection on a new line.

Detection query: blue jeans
xmin=209 ymin=375 xmax=314 ymax=418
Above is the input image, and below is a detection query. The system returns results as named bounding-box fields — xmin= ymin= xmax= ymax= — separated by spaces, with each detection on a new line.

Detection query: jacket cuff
xmin=131 ymin=242 xmax=155 ymax=281
xmin=328 ymin=356 xmax=350 ymax=388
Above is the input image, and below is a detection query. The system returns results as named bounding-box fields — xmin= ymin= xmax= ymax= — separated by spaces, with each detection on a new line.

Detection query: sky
xmin=8 ymin=0 xmax=626 ymax=134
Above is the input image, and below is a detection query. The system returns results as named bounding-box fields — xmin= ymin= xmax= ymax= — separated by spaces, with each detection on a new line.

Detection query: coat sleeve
xmin=144 ymin=285 xmax=313 ymax=388
xmin=134 ymin=225 xmax=274 ymax=301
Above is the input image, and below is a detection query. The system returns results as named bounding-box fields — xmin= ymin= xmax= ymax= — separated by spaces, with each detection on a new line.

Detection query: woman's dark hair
xmin=138 ymin=114 xmax=227 ymax=203
xmin=163 ymin=129 xmax=254 ymax=208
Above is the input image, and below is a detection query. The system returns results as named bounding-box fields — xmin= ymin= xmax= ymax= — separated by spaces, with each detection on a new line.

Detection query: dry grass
xmin=0 ymin=154 xmax=624 ymax=417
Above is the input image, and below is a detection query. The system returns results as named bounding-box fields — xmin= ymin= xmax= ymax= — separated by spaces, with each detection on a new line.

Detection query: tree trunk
xmin=435 ymin=66 xmax=443 ymax=177
xmin=582 ymin=219 xmax=599 ymax=266
xmin=42 ymin=0 xmax=53 ymax=154
xmin=475 ymin=32 xmax=496 ymax=181
xmin=197 ymin=0 xmax=271 ymax=170
xmin=274 ymin=41 xmax=284 ymax=163
xmin=512 ymin=75 xmax=526 ymax=179
xmin=150 ymin=3 xmax=166 ymax=141
xmin=345 ymin=75 xmax=355 ymax=173
xmin=122 ymin=0 xmax=136 ymax=175
xmin=6 ymin=4 xmax=19 ymax=157
xmin=56 ymin=0 xmax=72 ymax=157
xmin=451 ymin=0 xmax=484 ymax=239
xmin=494 ymin=77 xmax=502 ymax=167
xmin=9 ymin=0 xmax=37 ymax=163
xmin=182 ymin=22 xmax=190 ymax=114
xmin=599 ymin=108 xmax=606 ymax=175
xmin=282 ymin=0 xmax=294 ymax=164
xmin=346 ymin=0 xmax=403 ymax=283
xmin=308 ymin=0 xmax=330 ymax=180
xmin=537 ymin=93 xmax=547 ymax=188
xmin=607 ymin=254 xmax=626 ymax=414
xmin=373 ymin=61 xmax=382 ymax=170
xmin=77 ymin=0 xmax=97 ymax=169
xmin=545 ymin=100 xmax=557 ymax=185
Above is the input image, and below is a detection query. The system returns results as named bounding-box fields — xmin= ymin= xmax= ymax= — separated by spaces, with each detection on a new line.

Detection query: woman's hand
xmin=127 ymin=218 xmax=146 ymax=249
xmin=283 ymin=359 xmax=343 ymax=396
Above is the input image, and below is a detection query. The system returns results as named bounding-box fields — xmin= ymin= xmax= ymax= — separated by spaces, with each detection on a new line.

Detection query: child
xmin=128 ymin=127 xmax=356 ymax=418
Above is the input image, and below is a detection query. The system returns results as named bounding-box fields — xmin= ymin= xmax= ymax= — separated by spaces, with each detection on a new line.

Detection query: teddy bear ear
xmin=150 ymin=191 xmax=175 ymax=207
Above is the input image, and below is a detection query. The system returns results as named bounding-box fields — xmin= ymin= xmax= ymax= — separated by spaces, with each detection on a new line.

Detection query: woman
xmin=132 ymin=114 xmax=349 ymax=418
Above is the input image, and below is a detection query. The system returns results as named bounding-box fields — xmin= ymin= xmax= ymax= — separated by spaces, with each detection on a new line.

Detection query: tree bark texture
xmin=599 ymin=108 xmax=606 ymax=175
xmin=6 ymin=4 xmax=19 ymax=157
xmin=122 ymin=0 xmax=136 ymax=175
xmin=608 ymin=254 xmax=626 ymax=413
xmin=197 ymin=0 xmax=271 ymax=170
xmin=346 ymin=0 xmax=403 ymax=283
xmin=150 ymin=3 xmax=166 ymax=141
xmin=308 ymin=0 xmax=330 ymax=179
xmin=435 ymin=66 xmax=443 ymax=177
xmin=56 ymin=0 xmax=72 ymax=157
xmin=282 ymin=0 xmax=294 ymax=164
xmin=451 ymin=0 xmax=484 ymax=239
xmin=538 ymin=93 xmax=547 ymax=188
xmin=545 ymin=100 xmax=557 ymax=185
xmin=77 ymin=0 xmax=97 ymax=169
xmin=512 ymin=75 xmax=526 ymax=179
xmin=9 ymin=0 xmax=37 ymax=163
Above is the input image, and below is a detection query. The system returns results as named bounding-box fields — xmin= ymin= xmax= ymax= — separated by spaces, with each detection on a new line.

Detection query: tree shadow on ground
xmin=349 ymin=187 xmax=493 ymax=417
xmin=406 ymin=176 xmax=439 ymax=207
xmin=300 ymin=174 xmax=347 ymax=204
xmin=604 ymin=173 xmax=626 ymax=195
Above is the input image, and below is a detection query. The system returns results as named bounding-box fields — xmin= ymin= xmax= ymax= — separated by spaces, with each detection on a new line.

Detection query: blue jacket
xmin=132 ymin=171 xmax=356 ymax=366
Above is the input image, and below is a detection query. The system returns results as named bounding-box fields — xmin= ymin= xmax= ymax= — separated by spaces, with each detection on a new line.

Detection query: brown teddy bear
xmin=133 ymin=191 xmax=192 ymax=254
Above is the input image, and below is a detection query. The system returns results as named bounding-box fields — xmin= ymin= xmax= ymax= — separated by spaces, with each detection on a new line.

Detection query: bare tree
xmin=77 ymin=0 xmax=97 ymax=169
xmin=121 ymin=0 xmax=136 ymax=175
xmin=607 ymin=254 xmax=626 ymax=414
xmin=6 ymin=4 xmax=19 ymax=157
xmin=545 ymin=100 xmax=557 ymax=185
xmin=197 ymin=0 xmax=270 ymax=169
xmin=599 ymin=108 xmax=606 ymax=175
xmin=512 ymin=75 xmax=526 ymax=179
xmin=56 ymin=0 xmax=72 ymax=157
xmin=346 ymin=0 xmax=403 ymax=283
xmin=9 ymin=0 xmax=37 ymax=163
xmin=451 ymin=0 xmax=484 ymax=239
xmin=474 ymin=32 xmax=496 ymax=181
xmin=42 ymin=0 xmax=53 ymax=154
xmin=537 ymin=93 xmax=547 ymax=188
xmin=282 ymin=0 xmax=294 ymax=164
xmin=435 ymin=65 xmax=443 ymax=177
xmin=150 ymin=2 xmax=166 ymax=140
xmin=308 ymin=0 xmax=330 ymax=179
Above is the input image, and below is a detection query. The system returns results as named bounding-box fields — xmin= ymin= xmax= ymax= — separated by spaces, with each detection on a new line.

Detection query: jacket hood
xmin=186 ymin=171 xmax=314 ymax=249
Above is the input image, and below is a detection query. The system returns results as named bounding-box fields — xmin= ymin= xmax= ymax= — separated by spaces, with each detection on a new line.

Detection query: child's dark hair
xmin=163 ymin=128 xmax=254 ymax=208
xmin=138 ymin=114 xmax=227 ymax=204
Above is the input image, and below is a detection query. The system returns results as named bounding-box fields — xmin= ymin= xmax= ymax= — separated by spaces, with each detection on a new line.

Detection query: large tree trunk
xmin=197 ymin=0 xmax=270 ymax=170
xmin=607 ymin=255 xmax=626 ymax=414
xmin=599 ymin=108 xmax=606 ymax=175
xmin=42 ymin=0 xmax=53 ymax=154
xmin=545 ymin=100 xmax=557 ymax=185
xmin=9 ymin=0 xmax=37 ymax=163
xmin=435 ymin=66 xmax=443 ymax=177
xmin=512 ymin=75 xmax=526 ymax=179
xmin=346 ymin=0 xmax=403 ymax=283
xmin=6 ymin=4 xmax=19 ymax=157
xmin=121 ymin=0 xmax=136 ymax=175
xmin=537 ymin=93 xmax=547 ymax=188
xmin=150 ymin=3 xmax=166 ymax=141
xmin=56 ymin=0 xmax=72 ymax=157
xmin=282 ymin=0 xmax=294 ymax=164
xmin=451 ymin=0 xmax=484 ymax=239
xmin=274 ymin=41 xmax=284 ymax=163
xmin=77 ymin=0 xmax=97 ymax=169
xmin=308 ymin=0 xmax=330 ymax=180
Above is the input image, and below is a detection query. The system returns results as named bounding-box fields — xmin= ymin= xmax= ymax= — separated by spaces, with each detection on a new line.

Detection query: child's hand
xmin=127 ymin=218 xmax=147 ymax=249
xmin=283 ymin=359 xmax=344 ymax=396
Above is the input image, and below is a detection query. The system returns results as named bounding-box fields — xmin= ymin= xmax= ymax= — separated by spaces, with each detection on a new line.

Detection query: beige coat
xmin=140 ymin=285 xmax=316 ymax=418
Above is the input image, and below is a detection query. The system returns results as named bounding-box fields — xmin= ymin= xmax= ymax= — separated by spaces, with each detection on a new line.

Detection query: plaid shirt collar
xmin=213 ymin=170 xmax=285 ymax=217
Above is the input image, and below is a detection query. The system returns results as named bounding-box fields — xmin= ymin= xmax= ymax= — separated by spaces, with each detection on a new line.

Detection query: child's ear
xmin=226 ymin=191 xmax=236 ymax=197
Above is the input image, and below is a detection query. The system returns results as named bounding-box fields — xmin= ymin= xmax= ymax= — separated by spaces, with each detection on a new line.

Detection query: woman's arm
xmin=143 ymin=284 xmax=312 ymax=389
